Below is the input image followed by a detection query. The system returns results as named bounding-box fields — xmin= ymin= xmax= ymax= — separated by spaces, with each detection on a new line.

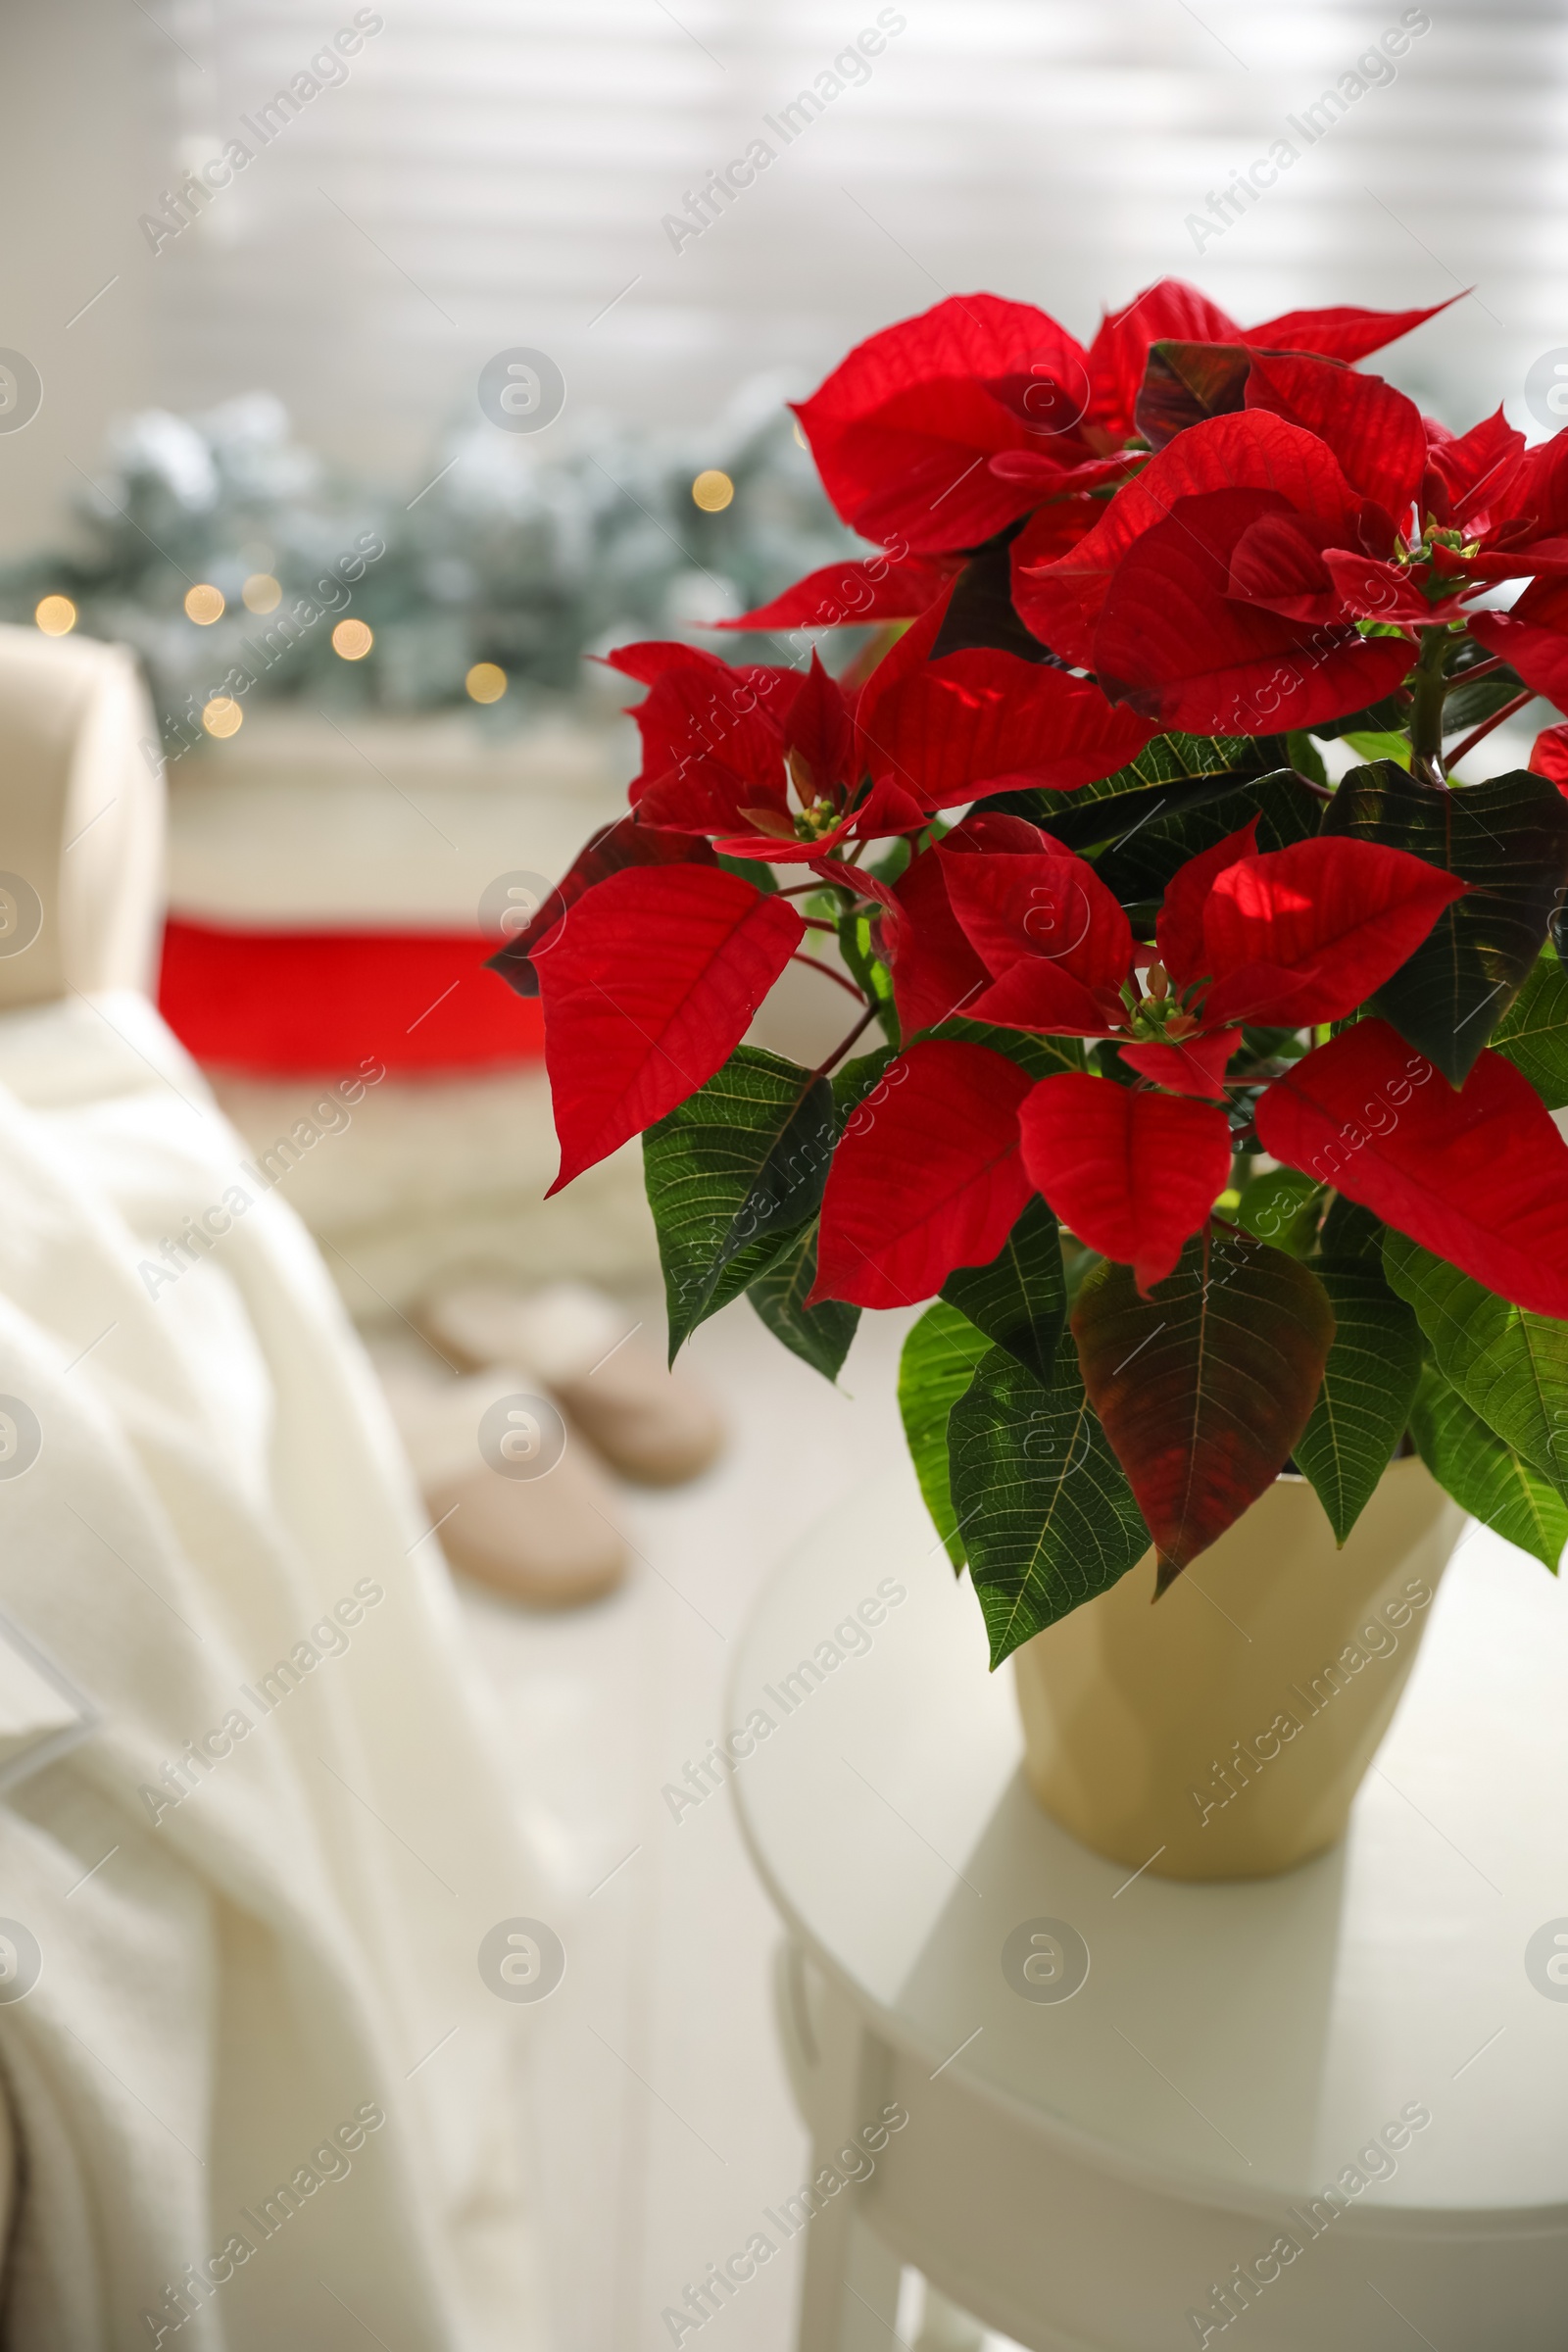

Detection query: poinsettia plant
xmin=491 ymin=277 xmax=1568 ymax=1667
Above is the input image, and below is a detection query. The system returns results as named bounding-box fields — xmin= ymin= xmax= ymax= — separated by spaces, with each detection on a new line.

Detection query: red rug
xmin=158 ymin=918 xmax=545 ymax=1076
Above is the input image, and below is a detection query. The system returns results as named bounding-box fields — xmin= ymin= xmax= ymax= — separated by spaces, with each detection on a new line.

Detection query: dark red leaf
xmin=539 ymin=866 xmax=804 ymax=1190
xmin=1071 ymin=1226 xmax=1336 ymax=1585
xmin=812 ymin=1040 xmax=1036 ymax=1308
xmin=1085 ymin=278 xmax=1243 ymax=439
xmin=1017 ymin=1073 xmax=1232 ymax=1291
xmin=1254 ymin=1019 xmax=1568 ymax=1318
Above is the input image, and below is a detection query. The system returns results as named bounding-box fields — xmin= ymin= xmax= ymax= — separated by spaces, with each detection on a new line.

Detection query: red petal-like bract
xmin=885 ymin=847 xmax=992 ymax=1036
xmin=1199 ymin=837 xmax=1468 ymax=1029
xmin=943 ymin=847 xmax=1133 ymax=994
xmin=813 ymin=1041 xmax=1036 ymax=1309
xmin=1469 ymin=577 xmax=1568 ymax=708
xmin=794 ymin=293 xmax=1096 ymax=554
xmin=1117 ymin=1030 xmax=1241 ymax=1100
xmin=1017 ymin=1073 xmax=1232 ymax=1292
xmin=1155 ymin=819 xmax=1259 ymax=988
xmin=1254 ymin=1020 xmax=1568 ymax=1318
xmin=863 ymin=646 xmax=1156 ymax=802
xmin=1532 ymin=720 xmax=1568 ymax=790
xmin=716 ymin=551 xmax=956 ymax=630
xmin=487 ymin=818 xmax=715 ymax=999
xmin=1011 ymin=411 xmax=1414 ymax=733
xmin=1091 ymin=485 xmax=1415 ymax=734
xmin=1086 ymin=278 xmax=1243 ymax=440
xmin=540 ymin=867 xmax=804 ymax=1191
xmin=1243 ymin=296 xmax=1457 ymax=365
xmin=1244 ymin=352 xmax=1428 ymax=514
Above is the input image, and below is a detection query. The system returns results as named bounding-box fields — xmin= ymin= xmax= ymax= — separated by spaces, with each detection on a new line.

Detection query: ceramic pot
xmin=1012 ymin=1457 xmax=1464 ymax=1882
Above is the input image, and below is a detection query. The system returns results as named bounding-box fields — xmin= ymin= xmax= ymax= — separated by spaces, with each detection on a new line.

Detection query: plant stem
xmin=790 ymin=952 xmax=865 ymax=1002
xmin=1443 ymin=688 xmax=1535 ymax=776
xmin=813 ymin=1002 xmax=880 ymax=1077
xmin=1407 ymin=626 xmax=1453 ymax=784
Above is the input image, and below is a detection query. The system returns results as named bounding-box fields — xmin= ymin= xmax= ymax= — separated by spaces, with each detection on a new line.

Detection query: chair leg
xmin=790 ymin=1967 xmax=902 ymax=2350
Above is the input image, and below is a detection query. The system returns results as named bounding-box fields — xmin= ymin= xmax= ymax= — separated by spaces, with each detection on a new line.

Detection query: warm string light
xmin=691 ymin=468 xmax=734 ymax=512
xmin=201 ymin=696 xmax=242 ymax=738
xmin=34 ymin=595 xmax=76 ymax=636
xmin=184 ymin=583 xmax=224 ymax=624
xmin=465 ymin=662 xmax=508 ymax=704
xmin=332 ymin=618 xmax=373 ymax=661
xmin=242 ymin=573 xmax=281 ymax=613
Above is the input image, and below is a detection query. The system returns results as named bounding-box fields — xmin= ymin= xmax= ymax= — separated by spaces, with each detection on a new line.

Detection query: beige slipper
xmin=370 ymin=1342 xmax=627 ymax=1608
xmin=417 ymin=1279 xmax=725 ymax=1488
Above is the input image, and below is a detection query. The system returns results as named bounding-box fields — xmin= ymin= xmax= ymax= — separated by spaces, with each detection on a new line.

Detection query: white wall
xmin=3 ymin=0 xmax=1567 ymax=551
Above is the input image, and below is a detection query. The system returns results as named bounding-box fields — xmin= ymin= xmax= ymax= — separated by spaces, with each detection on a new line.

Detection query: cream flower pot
xmin=1012 ymin=1457 xmax=1464 ymax=1882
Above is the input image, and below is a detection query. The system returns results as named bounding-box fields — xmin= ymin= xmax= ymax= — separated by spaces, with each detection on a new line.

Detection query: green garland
xmin=0 ymin=382 xmax=857 ymax=752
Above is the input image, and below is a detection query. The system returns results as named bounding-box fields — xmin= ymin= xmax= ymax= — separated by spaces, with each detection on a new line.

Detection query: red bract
xmin=790 ymin=281 xmax=1452 ymax=566
xmin=939 ymin=825 xmax=1462 ymax=1054
xmin=611 ymin=591 xmax=1152 ymax=860
xmin=1255 ymin=1021 xmax=1568 ymax=1319
xmin=1017 ymin=1076 xmax=1233 ymax=1292
xmin=537 ymin=866 xmax=804 ymax=1190
xmin=793 ymin=293 xmax=1102 ymax=557
xmin=1011 ymin=410 xmax=1419 ymax=733
xmin=812 ymin=1040 xmax=1037 ymax=1308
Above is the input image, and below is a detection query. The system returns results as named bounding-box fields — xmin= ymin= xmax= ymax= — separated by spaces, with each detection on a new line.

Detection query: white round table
xmin=728 ymin=1468 xmax=1568 ymax=2351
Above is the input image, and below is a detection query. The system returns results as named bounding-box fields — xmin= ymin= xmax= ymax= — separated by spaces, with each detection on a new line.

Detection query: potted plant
xmin=491 ymin=279 xmax=1568 ymax=1881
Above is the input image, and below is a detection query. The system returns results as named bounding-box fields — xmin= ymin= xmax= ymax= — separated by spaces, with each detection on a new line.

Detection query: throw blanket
xmin=0 ymin=991 xmax=550 ymax=2350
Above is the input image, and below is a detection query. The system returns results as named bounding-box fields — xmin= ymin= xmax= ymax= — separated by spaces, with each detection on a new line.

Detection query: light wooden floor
xmin=455 ymin=1291 xmax=1020 ymax=2350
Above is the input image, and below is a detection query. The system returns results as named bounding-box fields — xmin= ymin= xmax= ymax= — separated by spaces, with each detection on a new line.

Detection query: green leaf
xmin=1341 ymin=729 xmax=1411 ymax=769
xmin=1383 ymin=1231 xmax=1568 ymax=1496
xmin=1094 ymin=766 xmax=1319 ymax=907
xmin=1318 ymin=1196 xmax=1386 ymax=1265
xmin=1491 ymin=955 xmax=1568 ymax=1107
xmin=941 ymin=1194 xmax=1065 ymax=1385
xmin=1233 ymin=1166 xmax=1321 ymax=1256
xmin=949 ymin=1333 xmax=1150 ymax=1665
xmin=644 ymin=1046 xmax=835 ymax=1359
xmin=913 ymin=1015 xmax=1083 ymax=1081
xmin=898 ymin=1300 xmax=992 ymax=1569
xmin=983 ymin=728 xmax=1281 ymax=853
xmin=1408 ymin=1363 xmax=1568 ymax=1571
xmin=836 ymin=910 xmax=899 ymax=1047
xmin=1071 ymin=1225 xmax=1336 ymax=1588
xmin=832 ymin=1045 xmax=895 ymax=1118
xmin=1311 ymin=690 xmax=1412 ymax=741
xmin=1442 ymin=662 xmax=1524 ymax=737
xmin=1322 ymin=760 xmax=1568 ymax=1084
xmin=747 ymin=1220 xmax=859 ymax=1384
xmin=1286 ymin=730 xmax=1329 ymax=787
xmin=1294 ymin=1262 xmax=1424 ymax=1544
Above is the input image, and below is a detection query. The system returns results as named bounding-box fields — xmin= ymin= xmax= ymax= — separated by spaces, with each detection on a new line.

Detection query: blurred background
xmin=1 ymin=4 xmax=1558 ymax=2345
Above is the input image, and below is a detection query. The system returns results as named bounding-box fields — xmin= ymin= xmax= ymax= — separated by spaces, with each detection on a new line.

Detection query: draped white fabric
xmin=0 ymin=989 xmax=549 ymax=2350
